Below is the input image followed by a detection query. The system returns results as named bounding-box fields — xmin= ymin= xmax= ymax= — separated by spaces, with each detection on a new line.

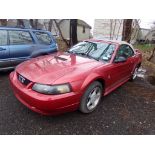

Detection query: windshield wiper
xmin=75 ymin=52 xmax=87 ymax=56
xmin=66 ymin=50 xmax=72 ymax=53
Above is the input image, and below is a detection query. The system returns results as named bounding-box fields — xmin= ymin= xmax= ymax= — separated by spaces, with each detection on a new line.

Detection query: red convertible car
xmin=10 ymin=39 xmax=142 ymax=115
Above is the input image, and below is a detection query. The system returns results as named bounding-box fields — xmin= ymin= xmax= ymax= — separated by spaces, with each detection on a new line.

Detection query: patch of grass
xmin=134 ymin=44 xmax=155 ymax=76
xmin=134 ymin=44 xmax=155 ymax=53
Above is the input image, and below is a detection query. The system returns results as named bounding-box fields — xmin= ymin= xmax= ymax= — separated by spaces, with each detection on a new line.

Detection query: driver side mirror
xmin=114 ymin=56 xmax=127 ymax=63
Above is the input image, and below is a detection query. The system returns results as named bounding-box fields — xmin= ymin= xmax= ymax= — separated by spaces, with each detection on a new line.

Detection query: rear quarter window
xmin=34 ymin=31 xmax=52 ymax=45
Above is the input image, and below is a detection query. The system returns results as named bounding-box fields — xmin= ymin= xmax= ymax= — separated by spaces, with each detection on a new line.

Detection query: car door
xmin=123 ymin=45 xmax=136 ymax=74
xmin=106 ymin=44 xmax=133 ymax=89
xmin=0 ymin=29 xmax=10 ymax=69
xmin=8 ymin=30 xmax=35 ymax=67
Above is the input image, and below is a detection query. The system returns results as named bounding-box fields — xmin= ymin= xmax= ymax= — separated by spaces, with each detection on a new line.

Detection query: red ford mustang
xmin=10 ymin=39 xmax=142 ymax=115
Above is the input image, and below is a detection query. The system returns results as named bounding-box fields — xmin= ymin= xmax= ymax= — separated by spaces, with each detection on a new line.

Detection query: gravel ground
xmin=0 ymin=71 xmax=155 ymax=135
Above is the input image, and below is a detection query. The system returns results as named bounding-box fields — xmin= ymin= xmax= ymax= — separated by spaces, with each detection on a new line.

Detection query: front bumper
xmin=9 ymin=72 xmax=80 ymax=115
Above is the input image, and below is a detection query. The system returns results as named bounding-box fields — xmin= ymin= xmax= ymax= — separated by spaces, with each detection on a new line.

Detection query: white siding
xmin=77 ymin=26 xmax=91 ymax=41
xmin=59 ymin=20 xmax=70 ymax=40
xmin=93 ymin=19 xmax=123 ymax=40
xmin=59 ymin=20 xmax=91 ymax=41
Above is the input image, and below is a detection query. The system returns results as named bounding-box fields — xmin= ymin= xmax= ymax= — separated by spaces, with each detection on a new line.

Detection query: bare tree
xmin=150 ymin=21 xmax=155 ymax=29
xmin=29 ymin=19 xmax=38 ymax=29
xmin=112 ymin=19 xmax=116 ymax=40
xmin=122 ymin=19 xmax=133 ymax=42
xmin=53 ymin=19 xmax=69 ymax=47
xmin=35 ymin=19 xmax=38 ymax=29
xmin=17 ymin=19 xmax=24 ymax=27
xmin=110 ymin=19 xmax=113 ymax=40
xmin=130 ymin=20 xmax=140 ymax=41
xmin=70 ymin=19 xmax=78 ymax=46
xmin=0 ymin=19 xmax=7 ymax=26
xmin=48 ymin=19 xmax=53 ymax=32
xmin=147 ymin=47 xmax=155 ymax=61
xmin=116 ymin=20 xmax=123 ymax=40
xmin=29 ymin=19 xmax=34 ymax=28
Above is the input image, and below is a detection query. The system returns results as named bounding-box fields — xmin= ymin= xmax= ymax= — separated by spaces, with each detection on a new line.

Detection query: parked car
xmin=0 ymin=27 xmax=58 ymax=71
xmin=9 ymin=39 xmax=142 ymax=115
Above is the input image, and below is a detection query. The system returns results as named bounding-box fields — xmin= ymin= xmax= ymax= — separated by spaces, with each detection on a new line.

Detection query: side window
xmin=101 ymin=44 xmax=116 ymax=62
xmin=116 ymin=44 xmax=134 ymax=59
xmin=126 ymin=45 xmax=134 ymax=57
xmin=34 ymin=32 xmax=52 ymax=45
xmin=0 ymin=30 xmax=7 ymax=46
xmin=9 ymin=30 xmax=33 ymax=45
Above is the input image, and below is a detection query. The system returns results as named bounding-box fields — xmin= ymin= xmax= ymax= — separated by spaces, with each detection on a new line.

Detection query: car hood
xmin=16 ymin=52 xmax=103 ymax=84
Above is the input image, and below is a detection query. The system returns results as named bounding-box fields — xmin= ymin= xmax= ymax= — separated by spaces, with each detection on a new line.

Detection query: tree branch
xmin=53 ymin=19 xmax=69 ymax=47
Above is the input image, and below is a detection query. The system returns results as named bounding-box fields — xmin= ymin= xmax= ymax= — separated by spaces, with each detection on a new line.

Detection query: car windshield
xmin=67 ymin=41 xmax=116 ymax=62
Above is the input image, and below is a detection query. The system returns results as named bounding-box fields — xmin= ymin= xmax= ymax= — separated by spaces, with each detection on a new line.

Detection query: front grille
xmin=17 ymin=73 xmax=31 ymax=86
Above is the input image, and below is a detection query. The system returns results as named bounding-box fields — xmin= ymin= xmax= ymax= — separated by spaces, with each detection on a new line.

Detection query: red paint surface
xmin=10 ymin=40 xmax=142 ymax=115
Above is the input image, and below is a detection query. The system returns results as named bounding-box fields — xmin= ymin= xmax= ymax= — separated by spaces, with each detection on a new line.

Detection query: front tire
xmin=79 ymin=81 xmax=103 ymax=113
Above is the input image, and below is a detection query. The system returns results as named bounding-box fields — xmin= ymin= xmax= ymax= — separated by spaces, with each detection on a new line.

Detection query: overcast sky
xmin=82 ymin=19 xmax=155 ymax=31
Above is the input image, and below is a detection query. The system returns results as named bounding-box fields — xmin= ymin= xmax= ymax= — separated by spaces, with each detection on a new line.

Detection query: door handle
xmin=0 ymin=47 xmax=6 ymax=51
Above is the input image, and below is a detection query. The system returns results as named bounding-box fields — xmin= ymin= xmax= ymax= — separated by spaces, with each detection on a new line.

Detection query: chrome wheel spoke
xmin=87 ymin=100 xmax=92 ymax=107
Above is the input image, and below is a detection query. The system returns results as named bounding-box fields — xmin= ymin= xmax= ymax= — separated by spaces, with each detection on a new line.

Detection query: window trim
xmin=8 ymin=30 xmax=34 ymax=45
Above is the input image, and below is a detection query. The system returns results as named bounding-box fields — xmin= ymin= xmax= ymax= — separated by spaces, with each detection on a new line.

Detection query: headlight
xmin=32 ymin=83 xmax=71 ymax=95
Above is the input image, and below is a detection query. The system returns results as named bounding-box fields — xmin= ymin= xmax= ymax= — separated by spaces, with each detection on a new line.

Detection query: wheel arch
xmin=137 ymin=62 xmax=141 ymax=68
xmin=80 ymin=73 xmax=106 ymax=94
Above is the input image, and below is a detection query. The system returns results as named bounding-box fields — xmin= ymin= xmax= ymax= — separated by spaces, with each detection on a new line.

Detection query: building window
xmin=83 ymin=26 xmax=85 ymax=33
xmin=152 ymin=33 xmax=155 ymax=37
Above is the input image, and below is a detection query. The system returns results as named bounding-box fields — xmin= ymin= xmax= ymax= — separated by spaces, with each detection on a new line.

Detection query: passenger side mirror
xmin=114 ymin=56 xmax=127 ymax=63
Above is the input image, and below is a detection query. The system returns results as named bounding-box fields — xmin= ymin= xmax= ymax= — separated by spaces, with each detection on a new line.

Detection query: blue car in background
xmin=0 ymin=27 xmax=58 ymax=71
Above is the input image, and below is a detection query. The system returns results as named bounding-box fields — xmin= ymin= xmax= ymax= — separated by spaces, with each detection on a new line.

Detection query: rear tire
xmin=79 ymin=81 xmax=103 ymax=113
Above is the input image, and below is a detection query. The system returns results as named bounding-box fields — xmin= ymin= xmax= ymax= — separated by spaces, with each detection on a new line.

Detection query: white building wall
xmin=77 ymin=26 xmax=91 ymax=41
xmin=59 ymin=20 xmax=70 ymax=40
xmin=93 ymin=19 xmax=140 ymax=43
xmin=93 ymin=19 xmax=123 ymax=40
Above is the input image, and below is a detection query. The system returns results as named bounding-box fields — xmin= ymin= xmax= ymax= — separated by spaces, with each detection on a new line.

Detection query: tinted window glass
xmin=34 ymin=32 xmax=51 ymax=45
xmin=0 ymin=30 xmax=7 ymax=46
xmin=126 ymin=45 xmax=134 ymax=57
xmin=9 ymin=30 xmax=33 ymax=45
xmin=116 ymin=44 xmax=134 ymax=59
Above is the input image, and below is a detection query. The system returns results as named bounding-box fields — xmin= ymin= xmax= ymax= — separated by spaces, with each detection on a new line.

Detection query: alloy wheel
xmin=86 ymin=87 xmax=102 ymax=110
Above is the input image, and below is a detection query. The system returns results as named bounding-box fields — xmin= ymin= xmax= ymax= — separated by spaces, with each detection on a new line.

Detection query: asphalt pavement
xmin=0 ymin=71 xmax=155 ymax=135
